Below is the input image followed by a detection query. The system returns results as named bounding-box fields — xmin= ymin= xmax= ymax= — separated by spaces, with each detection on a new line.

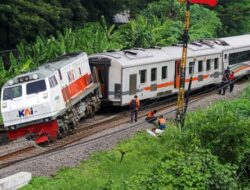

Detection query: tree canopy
xmin=216 ymin=0 xmax=250 ymax=36
xmin=0 ymin=0 xmax=223 ymax=86
xmin=0 ymin=0 xmax=249 ymax=50
xmin=0 ymin=0 xmax=73 ymax=49
xmin=0 ymin=0 xmax=160 ymax=50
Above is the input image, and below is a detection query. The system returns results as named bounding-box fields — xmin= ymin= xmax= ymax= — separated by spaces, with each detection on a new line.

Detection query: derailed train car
xmin=89 ymin=34 xmax=250 ymax=106
xmin=1 ymin=34 xmax=250 ymax=144
xmin=1 ymin=52 xmax=101 ymax=144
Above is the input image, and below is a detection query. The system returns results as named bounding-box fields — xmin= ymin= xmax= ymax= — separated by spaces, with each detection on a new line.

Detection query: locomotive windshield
xmin=26 ymin=80 xmax=47 ymax=95
xmin=3 ymin=85 xmax=22 ymax=100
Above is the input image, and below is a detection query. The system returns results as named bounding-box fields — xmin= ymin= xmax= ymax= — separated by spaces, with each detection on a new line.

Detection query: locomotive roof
xmin=3 ymin=52 xmax=87 ymax=87
xmin=90 ymin=34 xmax=250 ymax=68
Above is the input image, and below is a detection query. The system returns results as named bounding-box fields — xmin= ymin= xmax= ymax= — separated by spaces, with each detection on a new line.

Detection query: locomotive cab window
xmin=206 ymin=59 xmax=211 ymax=71
xmin=198 ymin=61 xmax=203 ymax=72
xmin=151 ymin=68 xmax=157 ymax=81
xmin=79 ymin=67 xmax=82 ymax=75
xmin=26 ymin=80 xmax=47 ymax=95
xmin=67 ymin=70 xmax=75 ymax=83
xmin=140 ymin=70 xmax=147 ymax=83
xmin=49 ymin=75 xmax=58 ymax=88
xmin=3 ymin=85 xmax=22 ymax=100
xmin=161 ymin=66 xmax=168 ymax=79
xmin=214 ymin=58 xmax=219 ymax=69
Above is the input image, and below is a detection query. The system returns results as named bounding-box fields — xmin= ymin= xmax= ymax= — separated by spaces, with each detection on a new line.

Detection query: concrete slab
xmin=0 ymin=172 xmax=32 ymax=190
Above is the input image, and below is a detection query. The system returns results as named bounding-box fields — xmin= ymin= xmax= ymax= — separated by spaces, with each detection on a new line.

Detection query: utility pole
xmin=176 ymin=0 xmax=191 ymax=128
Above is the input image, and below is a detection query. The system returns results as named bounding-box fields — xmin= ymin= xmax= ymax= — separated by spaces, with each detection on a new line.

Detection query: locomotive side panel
xmin=59 ymin=54 xmax=92 ymax=104
xmin=48 ymin=72 xmax=66 ymax=116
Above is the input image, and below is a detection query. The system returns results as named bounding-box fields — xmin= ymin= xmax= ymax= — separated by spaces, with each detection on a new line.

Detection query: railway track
xmin=0 ymin=79 xmax=245 ymax=170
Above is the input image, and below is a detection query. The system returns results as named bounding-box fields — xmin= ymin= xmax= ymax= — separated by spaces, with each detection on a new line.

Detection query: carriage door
xmin=174 ymin=60 xmax=181 ymax=88
xmin=89 ymin=57 xmax=111 ymax=99
xmin=129 ymin=74 xmax=137 ymax=95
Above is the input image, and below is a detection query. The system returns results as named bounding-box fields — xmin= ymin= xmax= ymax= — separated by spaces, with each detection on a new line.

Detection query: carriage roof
xmin=91 ymin=34 xmax=250 ymax=68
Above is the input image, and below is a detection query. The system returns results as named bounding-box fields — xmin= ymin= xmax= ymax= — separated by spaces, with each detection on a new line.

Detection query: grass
xmin=21 ymin=84 xmax=250 ymax=189
xmin=23 ymin=130 xmax=182 ymax=190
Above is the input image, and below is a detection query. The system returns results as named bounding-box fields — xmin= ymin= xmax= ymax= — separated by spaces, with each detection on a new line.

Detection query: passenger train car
xmin=1 ymin=34 xmax=250 ymax=144
xmin=1 ymin=52 xmax=101 ymax=144
xmin=89 ymin=34 xmax=250 ymax=106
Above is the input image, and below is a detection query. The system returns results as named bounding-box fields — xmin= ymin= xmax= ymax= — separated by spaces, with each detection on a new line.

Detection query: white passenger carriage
xmin=89 ymin=34 xmax=250 ymax=106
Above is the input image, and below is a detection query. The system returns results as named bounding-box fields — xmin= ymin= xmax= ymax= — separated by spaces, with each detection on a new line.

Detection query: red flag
xmin=188 ymin=0 xmax=218 ymax=7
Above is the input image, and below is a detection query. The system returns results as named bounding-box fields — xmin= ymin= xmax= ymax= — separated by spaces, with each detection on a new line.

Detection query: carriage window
xmin=198 ymin=61 xmax=203 ymax=72
xmin=229 ymin=50 xmax=250 ymax=65
xmin=3 ymin=85 xmax=22 ymax=100
xmin=140 ymin=69 xmax=146 ymax=83
xmin=189 ymin=62 xmax=195 ymax=74
xmin=27 ymin=80 xmax=46 ymax=95
xmin=206 ymin=59 xmax=211 ymax=71
xmin=49 ymin=75 xmax=58 ymax=88
xmin=151 ymin=68 xmax=157 ymax=81
xmin=162 ymin=66 xmax=168 ymax=79
xmin=214 ymin=58 xmax=219 ymax=69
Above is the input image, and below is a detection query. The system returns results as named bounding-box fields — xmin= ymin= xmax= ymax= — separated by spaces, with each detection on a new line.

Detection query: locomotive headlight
xmin=43 ymin=93 xmax=48 ymax=99
xmin=32 ymin=74 xmax=39 ymax=80
xmin=2 ymin=102 xmax=7 ymax=108
xmin=8 ymin=80 xmax=14 ymax=86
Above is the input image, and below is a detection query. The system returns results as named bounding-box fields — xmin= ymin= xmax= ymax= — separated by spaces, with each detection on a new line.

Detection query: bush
xmin=122 ymin=148 xmax=237 ymax=190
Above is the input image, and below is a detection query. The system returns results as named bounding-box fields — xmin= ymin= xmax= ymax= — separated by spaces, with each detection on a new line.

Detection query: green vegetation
xmin=1 ymin=0 xmax=249 ymax=50
xmin=216 ymin=0 xmax=250 ymax=36
xmin=0 ymin=0 xmax=222 ymax=86
xmin=22 ymin=86 xmax=250 ymax=189
xmin=0 ymin=0 xmax=157 ymax=50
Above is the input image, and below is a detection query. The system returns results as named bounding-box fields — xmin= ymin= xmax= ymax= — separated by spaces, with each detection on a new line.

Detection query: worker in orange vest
xmin=145 ymin=110 xmax=157 ymax=123
xmin=158 ymin=115 xmax=166 ymax=130
xmin=129 ymin=95 xmax=140 ymax=123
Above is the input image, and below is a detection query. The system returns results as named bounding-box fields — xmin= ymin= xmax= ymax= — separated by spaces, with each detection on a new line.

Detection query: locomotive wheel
xmin=57 ymin=131 xmax=63 ymax=139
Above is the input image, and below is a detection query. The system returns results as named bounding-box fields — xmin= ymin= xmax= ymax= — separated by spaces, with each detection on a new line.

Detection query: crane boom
xmin=176 ymin=1 xmax=191 ymax=127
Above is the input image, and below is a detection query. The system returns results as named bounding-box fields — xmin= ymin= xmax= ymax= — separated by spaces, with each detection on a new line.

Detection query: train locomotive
xmin=1 ymin=52 xmax=101 ymax=144
xmin=1 ymin=34 xmax=250 ymax=144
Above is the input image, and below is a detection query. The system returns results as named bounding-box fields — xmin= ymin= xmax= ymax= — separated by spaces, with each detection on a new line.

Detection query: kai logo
xmin=18 ymin=108 xmax=34 ymax=117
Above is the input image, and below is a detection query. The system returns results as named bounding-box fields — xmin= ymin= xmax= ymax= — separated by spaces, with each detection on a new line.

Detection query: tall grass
xmin=22 ymin=85 xmax=250 ymax=190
